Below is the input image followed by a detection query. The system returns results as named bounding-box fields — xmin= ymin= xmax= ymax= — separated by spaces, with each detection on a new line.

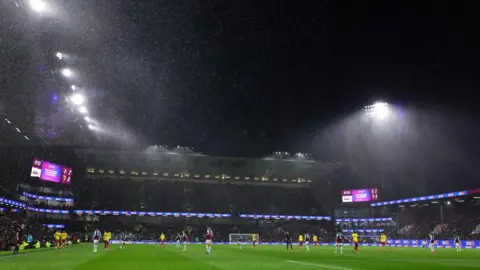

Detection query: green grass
xmin=1 ymin=244 xmax=479 ymax=270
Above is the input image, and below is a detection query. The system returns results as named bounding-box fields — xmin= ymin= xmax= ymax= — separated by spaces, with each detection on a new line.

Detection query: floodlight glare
xmin=78 ymin=106 xmax=88 ymax=114
xmin=88 ymin=124 xmax=94 ymax=130
xmin=56 ymin=52 xmax=63 ymax=60
xmin=71 ymin=85 xmax=76 ymax=90
xmin=29 ymin=0 xmax=46 ymax=13
xmin=365 ymin=102 xmax=390 ymax=120
xmin=61 ymin=68 xmax=73 ymax=78
xmin=70 ymin=93 xmax=85 ymax=105
xmin=84 ymin=116 xmax=90 ymax=122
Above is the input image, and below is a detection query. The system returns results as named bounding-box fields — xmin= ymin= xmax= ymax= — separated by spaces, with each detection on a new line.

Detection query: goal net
xmin=229 ymin=233 xmax=259 ymax=243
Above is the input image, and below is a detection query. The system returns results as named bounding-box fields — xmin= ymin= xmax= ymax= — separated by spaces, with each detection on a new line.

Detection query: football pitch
xmin=1 ymin=244 xmax=479 ymax=270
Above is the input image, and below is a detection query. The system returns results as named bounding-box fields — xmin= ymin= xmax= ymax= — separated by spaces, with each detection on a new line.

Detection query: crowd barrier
xmin=342 ymin=229 xmax=383 ymax=233
xmin=22 ymin=192 xmax=74 ymax=202
xmin=239 ymin=214 xmax=331 ymax=220
xmin=0 ymin=197 xmax=26 ymax=208
xmin=108 ymin=240 xmax=480 ymax=248
xmin=336 ymin=218 xmax=392 ymax=222
xmin=371 ymin=190 xmax=468 ymax=207
xmin=27 ymin=207 xmax=69 ymax=214
xmin=43 ymin=224 xmax=66 ymax=229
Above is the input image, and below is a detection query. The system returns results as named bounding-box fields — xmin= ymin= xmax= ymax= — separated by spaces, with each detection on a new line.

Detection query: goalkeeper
xmin=237 ymin=235 xmax=244 ymax=249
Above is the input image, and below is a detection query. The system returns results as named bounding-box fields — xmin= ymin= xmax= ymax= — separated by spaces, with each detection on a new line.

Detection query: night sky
xmin=1 ymin=1 xmax=479 ymax=161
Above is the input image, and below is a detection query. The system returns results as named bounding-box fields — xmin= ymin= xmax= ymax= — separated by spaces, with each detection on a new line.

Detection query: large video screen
xmin=30 ymin=158 xmax=72 ymax=184
xmin=342 ymin=188 xmax=378 ymax=203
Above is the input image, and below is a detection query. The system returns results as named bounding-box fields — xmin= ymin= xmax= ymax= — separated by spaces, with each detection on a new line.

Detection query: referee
xmin=285 ymin=231 xmax=293 ymax=250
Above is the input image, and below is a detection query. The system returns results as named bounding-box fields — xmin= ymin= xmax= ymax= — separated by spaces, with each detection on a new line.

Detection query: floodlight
xmin=15 ymin=127 xmax=21 ymax=133
xmin=88 ymin=124 xmax=94 ymax=130
xmin=78 ymin=106 xmax=88 ymax=114
xmin=24 ymin=136 xmax=30 ymax=140
xmin=84 ymin=116 xmax=90 ymax=122
xmin=56 ymin=52 xmax=63 ymax=60
xmin=5 ymin=118 xmax=11 ymax=124
xmin=365 ymin=102 xmax=390 ymax=120
xmin=29 ymin=0 xmax=46 ymax=13
xmin=71 ymin=85 xmax=76 ymax=90
xmin=61 ymin=68 xmax=73 ymax=78
xmin=70 ymin=93 xmax=85 ymax=105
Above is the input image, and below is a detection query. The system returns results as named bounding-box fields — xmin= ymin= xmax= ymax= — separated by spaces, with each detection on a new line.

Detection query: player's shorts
xmin=455 ymin=242 xmax=460 ymax=246
xmin=381 ymin=242 xmax=386 ymax=246
xmin=121 ymin=241 xmax=126 ymax=245
xmin=305 ymin=241 xmax=310 ymax=245
xmin=206 ymin=239 xmax=212 ymax=245
xmin=105 ymin=240 xmax=109 ymax=244
xmin=336 ymin=241 xmax=342 ymax=245
xmin=55 ymin=239 xmax=59 ymax=245
xmin=354 ymin=242 xmax=359 ymax=248
xmin=93 ymin=239 xmax=99 ymax=244
xmin=253 ymin=240 xmax=257 ymax=244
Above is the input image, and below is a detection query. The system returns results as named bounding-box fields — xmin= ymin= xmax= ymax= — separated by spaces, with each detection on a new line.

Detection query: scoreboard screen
xmin=342 ymin=188 xmax=378 ymax=203
xmin=30 ymin=158 xmax=72 ymax=184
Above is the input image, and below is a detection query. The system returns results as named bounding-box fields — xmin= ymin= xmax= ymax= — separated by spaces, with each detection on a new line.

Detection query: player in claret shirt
xmin=334 ymin=231 xmax=343 ymax=254
xmin=454 ymin=236 xmax=462 ymax=252
xmin=175 ymin=232 xmax=182 ymax=248
xmin=92 ymin=228 xmax=101 ymax=252
xmin=304 ymin=233 xmax=311 ymax=251
xmin=428 ymin=233 xmax=436 ymax=253
xmin=182 ymin=231 xmax=188 ymax=252
xmin=205 ymin=228 xmax=213 ymax=254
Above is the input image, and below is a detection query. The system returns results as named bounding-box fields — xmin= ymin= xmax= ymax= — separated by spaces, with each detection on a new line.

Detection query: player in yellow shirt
xmin=380 ymin=233 xmax=387 ymax=251
xmin=103 ymin=230 xmax=112 ymax=250
xmin=54 ymin=230 xmax=61 ymax=249
xmin=252 ymin=234 xmax=257 ymax=248
xmin=313 ymin=234 xmax=318 ymax=246
xmin=160 ymin=233 xmax=166 ymax=248
xmin=352 ymin=231 xmax=359 ymax=253
xmin=61 ymin=231 xmax=68 ymax=249
xmin=298 ymin=234 xmax=304 ymax=247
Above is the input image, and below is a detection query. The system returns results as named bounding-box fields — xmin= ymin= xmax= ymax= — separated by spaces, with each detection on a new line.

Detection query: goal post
xmin=229 ymin=233 xmax=259 ymax=243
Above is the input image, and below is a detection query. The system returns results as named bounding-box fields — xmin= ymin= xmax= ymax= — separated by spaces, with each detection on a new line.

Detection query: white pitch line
xmin=286 ymin=260 xmax=355 ymax=270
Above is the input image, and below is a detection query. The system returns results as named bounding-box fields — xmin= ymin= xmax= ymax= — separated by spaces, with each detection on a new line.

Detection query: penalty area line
xmin=286 ymin=260 xmax=356 ymax=270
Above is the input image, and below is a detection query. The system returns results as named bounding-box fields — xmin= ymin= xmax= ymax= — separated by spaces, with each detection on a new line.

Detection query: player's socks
xmin=306 ymin=245 xmax=309 ymax=251
xmin=183 ymin=244 xmax=187 ymax=252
